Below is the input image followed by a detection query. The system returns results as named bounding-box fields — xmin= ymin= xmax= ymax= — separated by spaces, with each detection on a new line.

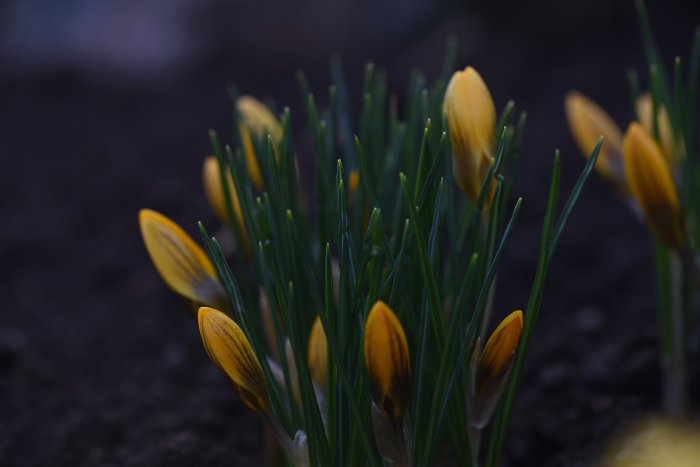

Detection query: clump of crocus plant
xmin=139 ymin=40 xmax=600 ymax=466
xmin=565 ymin=0 xmax=699 ymax=417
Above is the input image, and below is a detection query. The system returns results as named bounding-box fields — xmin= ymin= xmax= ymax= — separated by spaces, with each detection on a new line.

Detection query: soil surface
xmin=2 ymin=1 xmax=699 ymax=466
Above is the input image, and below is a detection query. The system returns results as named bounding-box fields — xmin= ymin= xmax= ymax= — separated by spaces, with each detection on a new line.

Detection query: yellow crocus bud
xmin=202 ymin=156 xmax=251 ymax=255
xmin=565 ymin=91 xmax=625 ymax=187
xmin=307 ymin=316 xmax=328 ymax=393
xmin=469 ymin=310 xmax=523 ymax=429
xmin=364 ymin=300 xmax=410 ymax=427
xmin=636 ymin=93 xmax=681 ymax=165
xmin=237 ymin=96 xmax=283 ymax=191
xmin=139 ymin=209 xmax=225 ymax=308
xmin=444 ymin=66 xmax=496 ymax=203
xmin=198 ymin=307 xmax=270 ymax=414
xmin=623 ymin=123 xmax=685 ymax=252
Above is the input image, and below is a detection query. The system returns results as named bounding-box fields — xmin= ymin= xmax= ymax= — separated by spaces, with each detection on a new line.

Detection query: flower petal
xmin=139 ymin=209 xmax=225 ymax=307
xmin=470 ymin=310 xmax=523 ymax=428
xmin=565 ymin=91 xmax=626 ymax=187
xmin=364 ymin=300 xmax=410 ymax=427
xmin=307 ymin=316 xmax=328 ymax=393
xmin=444 ymin=66 xmax=496 ymax=203
xmin=623 ymin=122 xmax=685 ymax=252
xmin=198 ymin=307 xmax=270 ymax=414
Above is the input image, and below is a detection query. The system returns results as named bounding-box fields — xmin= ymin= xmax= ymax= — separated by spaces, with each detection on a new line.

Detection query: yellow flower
xmin=636 ymin=93 xmax=681 ymax=165
xmin=198 ymin=306 xmax=270 ymax=414
xmin=623 ymin=123 xmax=685 ymax=252
xmin=307 ymin=316 xmax=328 ymax=393
xmin=444 ymin=66 xmax=496 ymax=203
xmin=237 ymin=96 xmax=283 ymax=191
xmin=363 ymin=300 xmax=410 ymax=427
xmin=564 ymin=91 xmax=625 ymax=187
xmin=139 ymin=209 xmax=225 ymax=308
xmin=470 ymin=310 xmax=523 ymax=429
xmin=202 ymin=156 xmax=251 ymax=255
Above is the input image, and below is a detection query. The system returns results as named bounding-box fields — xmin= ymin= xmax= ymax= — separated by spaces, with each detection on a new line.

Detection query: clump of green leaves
xmin=140 ymin=40 xmax=599 ymax=466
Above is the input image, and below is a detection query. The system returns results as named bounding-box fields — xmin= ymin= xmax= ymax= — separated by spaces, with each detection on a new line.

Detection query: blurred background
xmin=1 ymin=0 xmax=699 ymax=465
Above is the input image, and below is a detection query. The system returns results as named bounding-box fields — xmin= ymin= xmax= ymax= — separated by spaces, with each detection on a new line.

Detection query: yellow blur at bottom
xmin=602 ymin=417 xmax=700 ymax=467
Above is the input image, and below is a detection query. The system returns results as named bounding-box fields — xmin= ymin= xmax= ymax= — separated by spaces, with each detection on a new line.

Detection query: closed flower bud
xmin=364 ymin=300 xmax=410 ymax=427
xmin=623 ymin=123 xmax=685 ymax=252
xmin=202 ymin=156 xmax=251 ymax=254
xmin=198 ymin=307 xmax=270 ymax=414
xmin=469 ymin=310 xmax=523 ymax=429
xmin=565 ymin=91 xmax=625 ymax=187
xmin=237 ymin=96 xmax=283 ymax=191
xmin=139 ymin=209 xmax=225 ymax=308
xmin=636 ymin=93 xmax=682 ymax=165
xmin=444 ymin=66 xmax=496 ymax=203
xmin=307 ymin=316 xmax=328 ymax=393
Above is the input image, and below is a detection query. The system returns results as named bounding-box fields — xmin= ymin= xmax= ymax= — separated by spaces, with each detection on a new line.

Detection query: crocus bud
xmin=469 ymin=310 xmax=523 ymax=429
xmin=307 ymin=316 xmax=328 ymax=393
xmin=623 ymin=123 xmax=685 ymax=252
xmin=565 ymin=91 xmax=625 ymax=187
xmin=237 ymin=96 xmax=283 ymax=191
xmin=364 ymin=300 xmax=410 ymax=427
xmin=139 ymin=209 xmax=225 ymax=308
xmin=444 ymin=66 xmax=496 ymax=203
xmin=203 ymin=156 xmax=251 ymax=254
xmin=198 ymin=307 xmax=270 ymax=414
xmin=636 ymin=93 xmax=681 ymax=165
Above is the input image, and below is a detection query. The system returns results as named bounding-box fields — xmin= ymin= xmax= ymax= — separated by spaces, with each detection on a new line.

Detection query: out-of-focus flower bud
xmin=203 ymin=156 xmax=251 ymax=254
xmin=237 ymin=96 xmax=283 ymax=191
xmin=623 ymin=123 xmax=685 ymax=252
xmin=565 ymin=91 xmax=626 ymax=188
xmin=307 ymin=315 xmax=328 ymax=393
xmin=636 ymin=93 xmax=682 ymax=165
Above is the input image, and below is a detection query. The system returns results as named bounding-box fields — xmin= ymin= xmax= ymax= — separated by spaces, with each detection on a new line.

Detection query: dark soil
xmin=2 ymin=1 xmax=699 ymax=466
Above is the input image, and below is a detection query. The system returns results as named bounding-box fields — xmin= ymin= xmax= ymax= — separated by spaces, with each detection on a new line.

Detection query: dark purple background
xmin=1 ymin=1 xmax=699 ymax=465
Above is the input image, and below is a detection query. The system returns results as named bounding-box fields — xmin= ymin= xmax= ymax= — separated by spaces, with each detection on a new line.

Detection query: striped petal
xmin=198 ymin=307 xmax=270 ymax=414
xmin=470 ymin=310 xmax=523 ymax=428
xmin=364 ymin=300 xmax=410 ymax=427
xmin=139 ymin=209 xmax=225 ymax=307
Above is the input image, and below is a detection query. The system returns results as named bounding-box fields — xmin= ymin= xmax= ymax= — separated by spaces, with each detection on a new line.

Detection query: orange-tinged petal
xmin=444 ymin=66 xmax=496 ymax=203
xmin=565 ymin=91 xmax=625 ymax=185
xmin=636 ymin=93 xmax=681 ymax=165
xmin=307 ymin=316 xmax=328 ymax=393
xmin=470 ymin=310 xmax=523 ymax=428
xmin=139 ymin=209 xmax=225 ymax=307
xmin=364 ymin=300 xmax=410 ymax=427
xmin=237 ymin=96 xmax=282 ymax=191
xmin=202 ymin=156 xmax=251 ymax=254
xmin=198 ymin=307 xmax=270 ymax=414
xmin=623 ymin=123 xmax=685 ymax=252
